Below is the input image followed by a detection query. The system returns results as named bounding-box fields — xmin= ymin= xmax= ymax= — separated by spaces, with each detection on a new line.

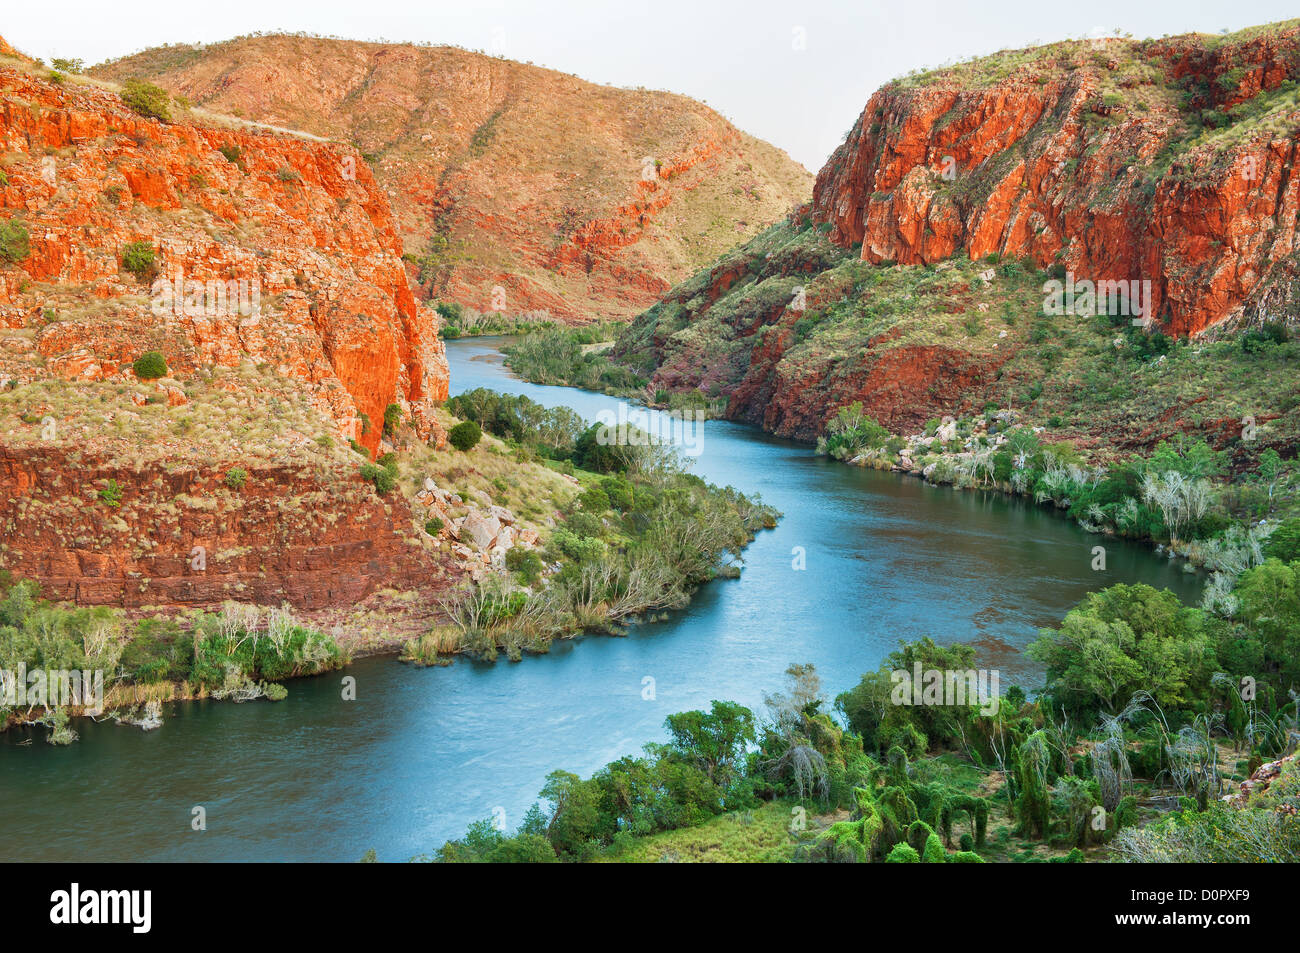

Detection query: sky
xmin=5 ymin=0 xmax=1298 ymax=171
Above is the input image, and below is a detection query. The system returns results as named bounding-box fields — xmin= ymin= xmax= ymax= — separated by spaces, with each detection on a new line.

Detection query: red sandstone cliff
xmin=813 ymin=25 xmax=1300 ymax=337
xmin=613 ymin=22 xmax=1300 ymax=450
xmin=0 ymin=49 xmax=460 ymax=610
xmin=92 ymin=34 xmax=813 ymax=322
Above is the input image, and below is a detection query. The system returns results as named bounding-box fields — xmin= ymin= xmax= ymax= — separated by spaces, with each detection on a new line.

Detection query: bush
xmin=506 ymin=548 xmax=544 ymax=585
xmin=359 ymin=461 xmax=397 ymax=495
xmin=886 ymin=842 xmax=920 ymax=863
xmin=120 ymin=79 xmax=171 ymax=121
xmin=224 ymin=468 xmax=248 ymax=490
xmin=425 ymin=517 xmax=445 ymax=536
xmin=121 ymin=241 xmax=158 ymax=283
xmin=578 ymin=486 xmax=611 ymax=513
xmin=383 ymin=403 xmax=403 ymax=437
xmin=99 ymin=479 xmax=123 ymax=508
xmin=1264 ymin=518 xmax=1300 ymax=563
xmin=0 ymin=219 xmax=31 ymax=264
xmin=449 ymin=420 xmax=482 ymax=452
xmin=132 ymin=351 xmax=168 ymax=380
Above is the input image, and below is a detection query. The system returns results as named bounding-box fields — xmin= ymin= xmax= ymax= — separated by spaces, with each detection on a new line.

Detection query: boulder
xmin=459 ymin=511 xmax=502 ymax=550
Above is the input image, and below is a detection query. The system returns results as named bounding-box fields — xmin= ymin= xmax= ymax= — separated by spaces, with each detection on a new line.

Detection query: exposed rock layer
xmin=0 ymin=52 xmax=459 ymax=608
xmin=813 ymin=25 xmax=1300 ymax=336
xmin=94 ymin=34 xmax=814 ymax=321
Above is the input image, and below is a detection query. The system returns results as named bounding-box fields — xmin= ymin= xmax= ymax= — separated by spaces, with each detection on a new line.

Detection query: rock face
xmin=0 ymin=58 xmax=447 ymax=457
xmin=611 ymin=21 xmax=1300 ymax=448
xmin=92 ymin=34 xmax=813 ymax=322
xmin=0 ymin=52 xmax=460 ymax=610
xmin=813 ymin=25 xmax=1300 ymax=337
xmin=0 ymin=446 xmax=457 ymax=610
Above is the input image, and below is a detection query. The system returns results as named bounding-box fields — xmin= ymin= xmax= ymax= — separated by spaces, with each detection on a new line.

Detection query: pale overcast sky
xmin=5 ymin=0 xmax=1297 ymax=170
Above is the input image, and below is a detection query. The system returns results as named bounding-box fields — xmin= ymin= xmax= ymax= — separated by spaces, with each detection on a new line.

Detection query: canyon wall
xmin=812 ymin=26 xmax=1300 ymax=336
xmin=0 ymin=50 xmax=460 ymax=610
xmin=93 ymin=34 xmax=814 ymax=322
xmin=614 ymin=23 xmax=1300 ymax=452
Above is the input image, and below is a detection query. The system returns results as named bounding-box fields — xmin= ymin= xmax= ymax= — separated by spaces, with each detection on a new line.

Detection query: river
xmin=0 ymin=338 xmax=1202 ymax=861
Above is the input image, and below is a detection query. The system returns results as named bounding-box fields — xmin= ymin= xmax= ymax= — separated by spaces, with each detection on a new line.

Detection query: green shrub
xmin=886 ymin=842 xmax=920 ymax=863
xmin=383 ymin=403 xmax=403 ymax=437
xmin=132 ymin=351 xmax=167 ymax=380
xmin=224 ymin=468 xmax=248 ymax=490
xmin=577 ymin=486 xmax=610 ymax=513
xmin=425 ymin=517 xmax=445 ymax=536
xmin=921 ymin=832 xmax=947 ymax=863
xmin=0 ymin=219 xmax=30 ymax=264
xmin=506 ymin=548 xmax=544 ymax=585
xmin=121 ymin=241 xmax=158 ymax=283
xmin=449 ymin=420 xmax=482 ymax=452
xmin=120 ymin=79 xmax=171 ymax=121
xmin=360 ymin=461 xmax=397 ymax=495
xmin=218 ymin=144 xmax=245 ymax=170
xmin=1264 ymin=518 xmax=1300 ymax=563
xmin=99 ymin=480 xmax=123 ymax=508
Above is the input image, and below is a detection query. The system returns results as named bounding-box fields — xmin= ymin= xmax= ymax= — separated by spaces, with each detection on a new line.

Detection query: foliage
xmin=448 ymin=420 xmax=482 ymax=452
xmin=817 ymin=402 xmax=890 ymax=461
xmin=120 ymin=79 xmax=171 ymax=121
xmin=132 ymin=350 xmax=168 ymax=380
xmin=121 ymin=241 xmax=159 ymax=283
xmin=0 ymin=219 xmax=31 ymax=264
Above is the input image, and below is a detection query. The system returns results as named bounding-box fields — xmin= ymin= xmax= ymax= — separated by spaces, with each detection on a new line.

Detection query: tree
xmin=1257 ymin=449 xmax=1287 ymax=512
xmin=132 ymin=351 xmax=168 ymax=380
xmin=448 ymin=420 xmax=482 ymax=451
xmin=539 ymin=770 xmax=607 ymax=857
xmin=663 ymin=700 xmax=756 ymax=792
xmin=120 ymin=78 xmax=171 ymax=121
xmin=1028 ymin=584 xmax=1220 ymax=717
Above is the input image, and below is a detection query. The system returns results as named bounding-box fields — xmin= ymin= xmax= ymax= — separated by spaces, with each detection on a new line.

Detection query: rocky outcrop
xmin=93 ymin=34 xmax=814 ymax=322
xmin=813 ymin=25 xmax=1300 ymax=336
xmin=1222 ymin=753 xmax=1298 ymax=814
xmin=0 ymin=53 xmax=460 ymax=610
xmin=610 ymin=22 xmax=1300 ymax=451
xmin=0 ymin=59 xmax=448 ymax=456
xmin=0 ymin=446 xmax=458 ymax=609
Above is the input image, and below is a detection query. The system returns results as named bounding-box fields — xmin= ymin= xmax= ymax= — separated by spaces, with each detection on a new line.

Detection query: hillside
xmin=0 ymin=43 xmax=573 ymax=621
xmin=598 ymin=21 xmax=1300 ymax=455
xmin=92 ymin=34 xmax=813 ymax=322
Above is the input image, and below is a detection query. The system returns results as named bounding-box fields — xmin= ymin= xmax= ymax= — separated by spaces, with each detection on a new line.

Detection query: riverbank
xmin=0 ymin=340 xmax=1207 ymax=860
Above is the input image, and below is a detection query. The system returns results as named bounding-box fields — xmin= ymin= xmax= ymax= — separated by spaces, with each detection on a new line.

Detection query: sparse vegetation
xmin=0 ymin=219 xmax=30 ymax=264
xmin=448 ymin=420 xmax=482 ymax=452
xmin=119 ymin=78 xmax=171 ymax=121
xmin=132 ymin=351 xmax=168 ymax=380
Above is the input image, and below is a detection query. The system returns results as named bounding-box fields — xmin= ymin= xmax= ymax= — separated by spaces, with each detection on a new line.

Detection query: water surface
xmin=0 ymin=338 xmax=1200 ymax=861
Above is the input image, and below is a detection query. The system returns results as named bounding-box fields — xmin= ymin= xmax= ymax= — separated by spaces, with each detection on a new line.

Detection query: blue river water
xmin=0 ymin=337 xmax=1201 ymax=861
